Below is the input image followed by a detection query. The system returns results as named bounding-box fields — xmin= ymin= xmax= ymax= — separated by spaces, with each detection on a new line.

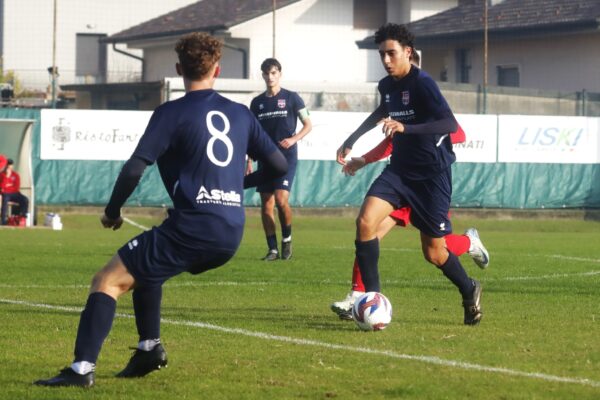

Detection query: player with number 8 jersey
xmin=34 ymin=32 xmax=287 ymax=388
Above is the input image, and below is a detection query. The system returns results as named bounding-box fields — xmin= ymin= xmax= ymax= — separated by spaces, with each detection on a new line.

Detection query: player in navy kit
xmin=249 ymin=58 xmax=312 ymax=261
xmin=336 ymin=24 xmax=483 ymax=325
xmin=35 ymin=32 xmax=287 ymax=388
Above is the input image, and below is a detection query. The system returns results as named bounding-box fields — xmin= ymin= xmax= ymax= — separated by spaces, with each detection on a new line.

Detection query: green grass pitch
xmin=0 ymin=213 xmax=599 ymax=399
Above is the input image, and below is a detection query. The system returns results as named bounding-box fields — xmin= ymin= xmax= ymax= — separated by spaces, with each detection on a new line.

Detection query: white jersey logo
xmin=196 ymin=185 xmax=241 ymax=207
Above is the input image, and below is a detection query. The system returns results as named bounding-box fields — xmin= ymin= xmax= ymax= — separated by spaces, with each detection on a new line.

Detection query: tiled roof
xmin=357 ymin=0 xmax=600 ymax=47
xmin=106 ymin=0 xmax=302 ymax=43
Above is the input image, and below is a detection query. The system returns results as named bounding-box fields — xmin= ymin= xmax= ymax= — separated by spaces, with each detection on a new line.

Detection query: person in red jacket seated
xmin=0 ymin=158 xmax=29 ymax=225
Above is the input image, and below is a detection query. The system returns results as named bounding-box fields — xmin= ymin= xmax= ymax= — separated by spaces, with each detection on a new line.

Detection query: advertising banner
xmin=41 ymin=109 xmax=150 ymax=160
xmin=453 ymin=114 xmax=498 ymax=163
xmin=43 ymin=110 xmax=600 ymax=164
xmin=498 ymin=115 xmax=599 ymax=163
xmin=297 ymin=111 xmax=387 ymax=161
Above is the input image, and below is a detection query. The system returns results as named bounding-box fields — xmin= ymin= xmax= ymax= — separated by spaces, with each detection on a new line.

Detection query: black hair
xmin=410 ymin=48 xmax=421 ymax=65
xmin=374 ymin=23 xmax=414 ymax=48
xmin=260 ymin=58 xmax=282 ymax=74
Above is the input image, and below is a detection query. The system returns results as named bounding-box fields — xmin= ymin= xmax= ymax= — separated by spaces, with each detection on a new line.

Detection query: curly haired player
xmin=35 ymin=32 xmax=287 ymax=388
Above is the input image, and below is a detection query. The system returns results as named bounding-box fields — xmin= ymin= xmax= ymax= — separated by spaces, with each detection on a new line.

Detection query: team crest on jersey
xmin=259 ymin=103 xmax=264 ymax=110
xmin=385 ymin=94 xmax=390 ymax=103
xmin=277 ymin=99 xmax=286 ymax=109
xmin=402 ymin=91 xmax=410 ymax=105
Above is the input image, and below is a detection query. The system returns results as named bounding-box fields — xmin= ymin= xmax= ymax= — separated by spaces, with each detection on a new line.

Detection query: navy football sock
xmin=440 ymin=252 xmax=474 ymax=299
xmin=266 ymin=234 xmax=278 ymax=251
xmin=282 ymin=225 xmax=292 ymax=241
xmin=355 ymin=238 xmax=380 ymax=292
xmin=133 ymin=285 xmax=162 ymax=341
xmin=74 ymin=292 xmax=116 ymax=363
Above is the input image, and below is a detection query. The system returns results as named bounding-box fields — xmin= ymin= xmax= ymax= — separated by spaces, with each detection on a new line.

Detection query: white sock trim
xmin=138 ymin=338 xmax=161 ymax=351
xmin=71 ymin=361 xmax=95 ymax=375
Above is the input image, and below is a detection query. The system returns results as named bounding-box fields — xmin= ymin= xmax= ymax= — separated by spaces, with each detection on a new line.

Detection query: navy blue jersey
xmin=250 ymin=88 xmax=305 ymax=158
xmin=379 ymin=66 xmax=456 ymax=180
xmin=131 ymin=89 xmax=277 ymax=247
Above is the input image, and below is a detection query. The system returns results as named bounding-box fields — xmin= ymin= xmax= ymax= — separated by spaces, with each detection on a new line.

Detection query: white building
xmin=100 ymin=0 xmax=460 ymax=83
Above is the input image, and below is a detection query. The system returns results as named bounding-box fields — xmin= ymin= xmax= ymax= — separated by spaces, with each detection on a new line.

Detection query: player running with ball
xmin=336 ymin=24 xmax=486 ymax=325
xmin=331 ymin=124 xmax=489 ymax=319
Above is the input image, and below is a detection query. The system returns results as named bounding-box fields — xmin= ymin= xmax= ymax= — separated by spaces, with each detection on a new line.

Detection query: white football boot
xmin=465 ymin=228 xmax=490 ymax=269
xmin=330 ymin=290 xmax=364 ymax=320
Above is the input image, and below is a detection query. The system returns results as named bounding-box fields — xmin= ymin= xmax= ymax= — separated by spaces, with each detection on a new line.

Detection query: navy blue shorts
xmin=118 ymin=224 xmax=236 ymax=287
xmin=257 ymin=157 xmax=297 ymax=193
xmin=366 ymin=166 xmax=453 ymax=238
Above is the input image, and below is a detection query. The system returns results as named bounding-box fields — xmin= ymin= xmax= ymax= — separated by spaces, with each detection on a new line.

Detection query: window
xmin=455 ymin=49 xmax=471 ymax=83
xmin=497 ymin=65 xmax=520 ymax=87
xmin=76 ymin=33 xmax=107 ymax=83
xmin=354 ymin=0 xmax=386 ymax=29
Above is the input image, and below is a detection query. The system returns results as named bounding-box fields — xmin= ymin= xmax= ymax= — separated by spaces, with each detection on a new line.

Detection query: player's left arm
xmin=280 ymin=93 xmax=312 ymax=149
xmin=280 ymin=108 xmax=312 ymax=149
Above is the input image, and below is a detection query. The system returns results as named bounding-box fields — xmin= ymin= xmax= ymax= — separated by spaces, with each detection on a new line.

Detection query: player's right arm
xmin=103 ymin=156 xmax=148 ymax=230
xmin=103 ymin=105 xmax=172 ymax=229
xmin=244 ymin=150 xmax=287 ymax=189
xmin=336 ymin=103 xmax=387 ymax=165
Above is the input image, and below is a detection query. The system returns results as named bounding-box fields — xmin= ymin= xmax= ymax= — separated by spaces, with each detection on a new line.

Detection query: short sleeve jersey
xmin=378 ymin=66 xmax=456 ymax=180
xmin=132 ymin=89 xmax=277 ymax=242
xmin=249 ymin=88 xmax=305 ymax=159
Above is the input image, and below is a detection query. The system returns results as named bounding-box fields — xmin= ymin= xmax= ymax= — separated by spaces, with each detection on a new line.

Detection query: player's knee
xmin=422 ymin=247 xmax=446 ymax=267
xmin=356 ymin=215 xmax=375 ymax=237
xmin=274 ymin=199 xmax=287 ymax=209
xmin=90 ymin=270 xmax=107 ymax=292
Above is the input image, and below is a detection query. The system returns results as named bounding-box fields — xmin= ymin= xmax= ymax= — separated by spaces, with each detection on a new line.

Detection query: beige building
xmin=358 ymin=0 xmax=600 ymax=93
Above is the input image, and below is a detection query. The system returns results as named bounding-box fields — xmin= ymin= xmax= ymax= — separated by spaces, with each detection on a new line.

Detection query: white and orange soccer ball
xmin=352 ymin=292 xmax=392 ymax=331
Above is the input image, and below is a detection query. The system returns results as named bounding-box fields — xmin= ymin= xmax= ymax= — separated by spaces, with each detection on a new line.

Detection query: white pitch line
xmin=490 ymin=270 xmax=600 ymax=282
xmin=0 ymin=281 xmax=274 ymax=290
xmin=124 ymin=223 xmax=600 ymax=266
xmin=548 ymin=255 xmax=600 ymax=264
xmin=123 ymin=217 xmax=150 ymax=231
xmin=1 ymin=269 xmax=599 ymax=290
xmin=1 ymin=298 xmax=599 ymax=389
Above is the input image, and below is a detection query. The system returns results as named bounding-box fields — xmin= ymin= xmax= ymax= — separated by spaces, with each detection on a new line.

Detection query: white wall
xmin=1 ymin=0 xmax=198 ymax=91
xmin=139 ymin=0 xmax=460 ymax=85
xmin=408 ymin=0 xmax=457 ymax=21
xmin=231 ymin=0 xmax=374 ymax=83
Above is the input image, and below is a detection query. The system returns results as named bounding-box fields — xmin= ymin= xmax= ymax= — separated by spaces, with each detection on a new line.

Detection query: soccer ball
xmin=352 ymin=292 xmax=392 ymax=331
